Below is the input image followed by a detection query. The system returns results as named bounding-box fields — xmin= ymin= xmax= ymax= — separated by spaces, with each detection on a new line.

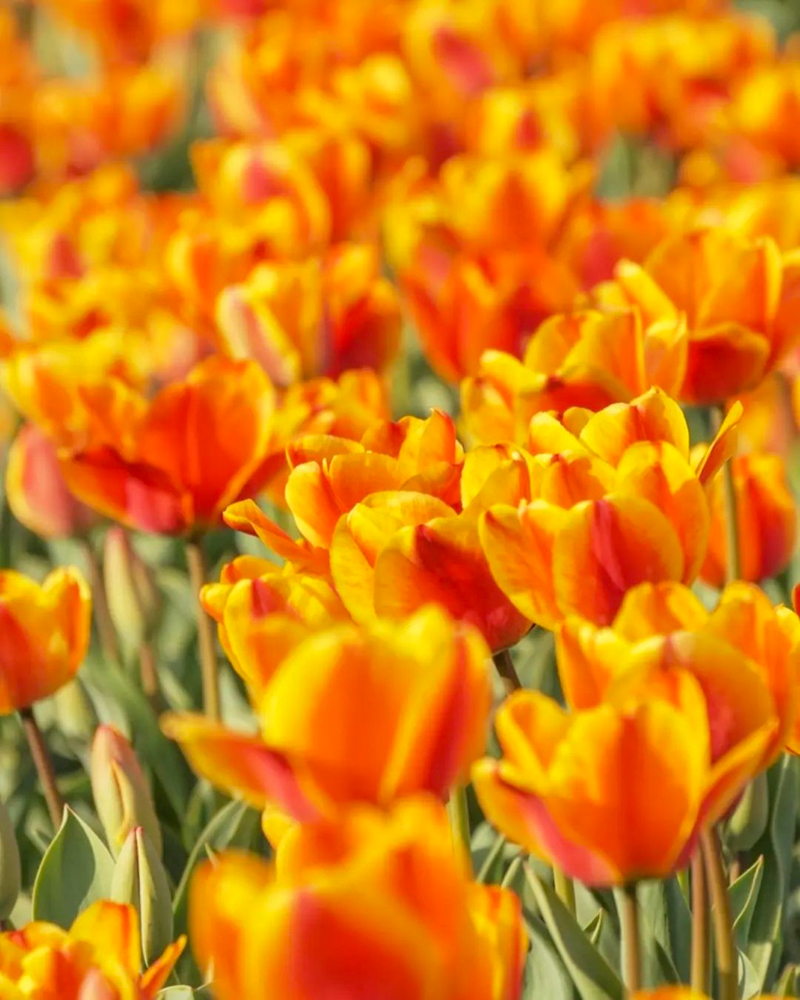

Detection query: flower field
xmin=2 ymin=1 xmax=800 ymax=998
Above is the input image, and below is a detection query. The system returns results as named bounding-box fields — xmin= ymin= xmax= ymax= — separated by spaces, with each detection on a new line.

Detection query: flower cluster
xmin=1 ymin=0 xmax=800 ymax=999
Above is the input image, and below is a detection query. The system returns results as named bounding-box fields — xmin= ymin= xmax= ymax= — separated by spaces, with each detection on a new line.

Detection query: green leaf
xmin=32 ymin=808 xmax=115 ymax=927
xmin=584 ymin=911 xmax=604 ymax=948
xmin=523 ymin=912 xmax=576 ymax=1000
xmin=524 ymin=866 xmax=623 ymax=1000
xmin=774 ymin=963 xmax=800 ymax=996
xmin=157 ymin=989 xmax=195 ymax=999
xmin=730 ymin=856 xmax=764 ymax=950
xmin=738 ymin=949 xmax=763 ymax=1000
xmin=636 ymin=877 xmax=691 ymax=986
xmin=746 ymin=755 xmax=798 ymax=989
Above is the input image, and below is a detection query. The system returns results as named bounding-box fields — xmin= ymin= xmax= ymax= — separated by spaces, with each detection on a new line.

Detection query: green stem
xmin=702 ymin=828 xmax=737 ymax=1000
xmin=691 ymin=850 xmax=709 ymax=995
xmin=716 ymin=405 xmax=741 ymax=585
xmin=492 ymin=649 xmax=522 ymax=696
xmin=554 ymin=866 xmax=576 ymax=916
xmin=476 ymin=832 xmax=507 ymax=883
xmin=501 ymin=854 xmax=524 ymax=889
xmin=19 ymin=706 xmax=64 ymax=830
xmin=448 ymin=785 xmax=472 ymax=874
xmin=186 ymin=537 xmax=220 ymax=722
xmin=620 ymin=882 xmax=641 ymax=997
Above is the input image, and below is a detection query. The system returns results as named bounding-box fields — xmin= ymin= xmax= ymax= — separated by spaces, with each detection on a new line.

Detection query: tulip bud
xmin=52 ymin=678 xmax=98 ymax=744
xmin=111 ymin=827 xmax=174 ymax=966
xmin=103 ymin=528 xmax=160 ymax=657
xmin=5 ymin=423 xmax=96 ymax=539
xmin=0 ymin=796 xmax=21 ymax=921
xmin=91 ymin=725 xmax=162 ymax=858
xmin=726 ymin=771 xmax=769 ymax=853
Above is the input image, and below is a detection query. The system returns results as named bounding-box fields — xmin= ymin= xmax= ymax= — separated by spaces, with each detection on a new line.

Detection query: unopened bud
xmin=111 ymin=827 xmax=174 ymax=966
xmin=0 ymin=796 xmax=21 ymax=920
xmin=727 ymin=771 xmax=769 ymax=853
xmin=91 ymin=725 xmax=162 ymax=858
xmin=52 ymin=678 xmax=98 ymax=743
xmin=103 ymin=528 xmax=160 ymax=656
xmin=5 ymin=423 xmax=95 ymax=539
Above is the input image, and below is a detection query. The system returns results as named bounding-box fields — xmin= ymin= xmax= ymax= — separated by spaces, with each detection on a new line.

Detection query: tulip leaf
xmin=730 ymin=856 xmax=764 ymax=950
xmin=746 ymin=755 xmax=798 ymax=989
xmin=738 ymin=949 xmax=763 ymax=1000
xmin=523 ymin=912 xmax=576 ymax=1000
xmin=525 ymin=866 xmax=624 ymax=1000
xmin=584 ymin=910 xmax=604 ymax=948
xmin=32 ymin=808 xmax=115 ymax=928
xmin=157 ymin=989 xmax=195 ymax=999
xmin=636 ymin=877 xmax=691 ymax=986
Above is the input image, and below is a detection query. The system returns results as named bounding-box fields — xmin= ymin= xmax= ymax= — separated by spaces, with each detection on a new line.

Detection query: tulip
xmin=473 ymin=682 xmax=773 ymax=887
xmin=479 ymin=388 xmax=740 ymax=629
xmin=0 ymin=796 xmax=20 ymax=921
xmin=163 ymin=606 xmax=492 ymax=820
xmin=190 ymin=797 xmax=527 ymax=1000
xmin=700 ymin=453 xmax=797 ymax=587
xmin=0 ymin=567 xmax=91 ymax=715
xmin=5 ymin=423 xmax=96 ymax=539
xmin=111 ymin=827 xmax=174 ymax=965
xmin=595 ymin=228 xmax=800 ymax=404
xmin=0 ymin=900 xmax=185 ymax=999
xmin=91 ymin=725 xmax=163 ymax=858
xmin=59 ymin=356 xmax=276 ymax=534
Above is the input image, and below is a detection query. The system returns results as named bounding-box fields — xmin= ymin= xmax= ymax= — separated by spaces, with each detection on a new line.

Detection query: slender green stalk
xmin=186 ymin=538 xmax=220 ymax=722
xmin=501 ymin=854 xmax=524 ymax=890
xmin=19 ymin=706 xmax=64 ymax=830
xmin=493 ymin=649 xmax=522 ymax=696
xmin=476 ymin=832 xmax=507 ymax=883
xmin=554 ymin=866 xmax=576 ymax=916
xmin=702 ymin=828 xmax=737 ymax=1000
xmin=620 ymin=882 xmax=641 ymax=997
xmin=691 ymin=851 xmax=709 ymax=995
xmin=448 ymin=786 xmax=472 ymax=874
xmin=81 ymin=538 xmax=120 ymax=666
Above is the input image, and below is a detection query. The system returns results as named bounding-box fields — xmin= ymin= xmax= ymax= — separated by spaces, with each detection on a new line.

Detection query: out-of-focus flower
xmin=479 ymin=388 xmax=740 ymax=629
xmin=594 ymin=228 xmax=800 ymax=404
xmin=190 ymin=797 xmax=527 ymax=1000
xmin=473 ymin=680 xmax=772 ymax=887
xmin=461 ymin=308 xmax=688 ymax=446
xmin=0 ymin=900 xmax=185 ymax=999
xmin=5 ymin=423 xmax=96 ymax=539
xmin=91 ymin=725 xmax=163 ymax=857
xmin=556 ymin=581 xmax=799 ymax=773
xmin=59 ymin=357 xmax=276 ymax=534
xmin=0 ymin=568 xmax=91 ymax=715
xmin=163 ymin=606 xmax=492 ymax=820
xmin=216 ymin=243 xmax=402 ymax=385
xmin=700 ymin=454 xmax=796 ymax=587
xmin=730 ymin=60 xmax=800 ymax=170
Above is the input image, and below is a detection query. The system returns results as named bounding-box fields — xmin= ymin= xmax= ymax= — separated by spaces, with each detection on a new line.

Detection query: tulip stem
xmin=717 ymin=407 xmax=741 ymax=585
xmin=554 ymin=866 xmax=576 ymax=915
xmin=691 ymin=851 xmax=710 ymax=994
xmin=448 ymin=785 xmax=472 ymax=874
xmin=19 ymin=706 xmax=64 ymax=830
xmin=186 ymin=537 xmax=220 ymax=722
xmin=476 ymin=832 xmax=507 ymax=883
xmin=493 ymin=649 xmax=522 ymax=695
xmin=620 ymin=882 xmax=641 ymax=996
xmin=81 ymin=538 xmax=120 ymax=666
xmin=702 ymin=827 xmax=738 ymax=1000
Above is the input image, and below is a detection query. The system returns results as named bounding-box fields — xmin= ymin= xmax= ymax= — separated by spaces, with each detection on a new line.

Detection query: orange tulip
xmin=0 ymin=900 xmax=185 ymax=1000
xmin=473 ymin=680 xmax=772 ymax=887
xmin=595 ymin=227 xmax=800 ymax=404
xmin=58 ymin=357 xmax=276 ymax=534
xmin=190 ymin=797 xmax=527 ymax=1000
xmin=700 ymin=453 xmax=797 ymax=587
xmin=557 ymin=581 xmax=799 ymax=773
xmin=0 ymin=568 xmax=91 ymax=714
xmin=480 ymin=388 xmax=740 ymax=629
xmin=5 ymin=423 xmax=96 ymax=539
xmin=460 ymin=308 xmax=688 ymax=446
xmin=163 ymin=606 xmax=492 ymax=819
xmin=216 ymin=243 xmax=402 ymax=385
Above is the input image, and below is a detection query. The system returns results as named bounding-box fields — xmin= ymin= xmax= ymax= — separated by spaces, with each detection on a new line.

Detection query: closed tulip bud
xmin=52 ymin=678 xmax=98 ymax=744
xmin=0 ymin=797 xmax=21 ymax=921
xmin=111 ymin=827 xmax=174 ymax=966
xmin=726 ymin=772 xmax=769 ymax=853
xmin=5 ymin=422 xmax=96 ymax=539
xmin=91 ymin=725 xmax=162 ymax=858
xmin=103 ymin=528 xmax=160 ymax=655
